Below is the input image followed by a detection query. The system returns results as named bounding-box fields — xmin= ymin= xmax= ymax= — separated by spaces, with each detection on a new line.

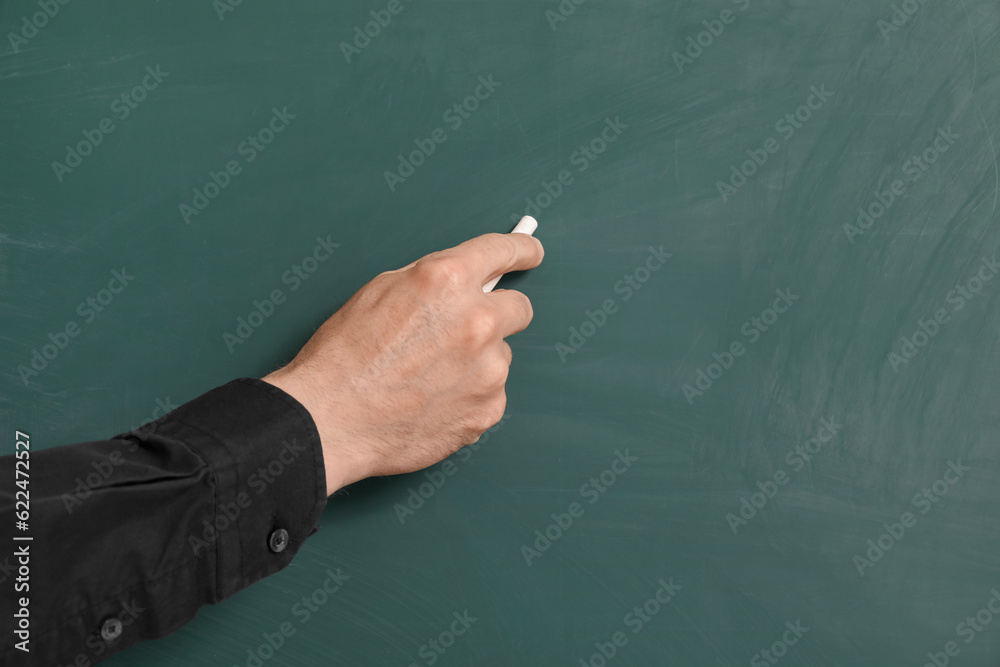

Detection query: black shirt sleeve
xmin=0 ymin=378 xmax=328 ymax=666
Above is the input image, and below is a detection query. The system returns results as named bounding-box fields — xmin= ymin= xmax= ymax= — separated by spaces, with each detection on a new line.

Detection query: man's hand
xmin=263 ymin=232 xmax=544 ymax=496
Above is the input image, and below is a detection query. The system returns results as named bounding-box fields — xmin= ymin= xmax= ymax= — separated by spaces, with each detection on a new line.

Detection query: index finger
xmin=445 ymin=232 xmax=545 ymax=288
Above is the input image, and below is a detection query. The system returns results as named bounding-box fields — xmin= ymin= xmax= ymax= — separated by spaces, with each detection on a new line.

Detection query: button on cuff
xmin=268 ymin=528 xmax=289 ymax=553
xmin=100 ymin=617 xmax=123 ymax=642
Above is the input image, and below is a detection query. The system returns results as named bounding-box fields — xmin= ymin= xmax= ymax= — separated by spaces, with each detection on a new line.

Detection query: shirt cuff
xmin=159 ymin=377 xmax=328 ymax=601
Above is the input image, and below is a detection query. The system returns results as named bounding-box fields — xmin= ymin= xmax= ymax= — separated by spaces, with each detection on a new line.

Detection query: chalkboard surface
xmin=3 ymin=0 xmax=1000 ymax=664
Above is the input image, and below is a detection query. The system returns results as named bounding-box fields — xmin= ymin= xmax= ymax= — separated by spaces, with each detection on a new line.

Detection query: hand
xmin=263 ymin=232 xmax=544 ymax=496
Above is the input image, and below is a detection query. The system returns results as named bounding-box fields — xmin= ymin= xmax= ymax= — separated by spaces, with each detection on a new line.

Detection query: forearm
xmin=0 ymin=378 xmax=327 ymax=665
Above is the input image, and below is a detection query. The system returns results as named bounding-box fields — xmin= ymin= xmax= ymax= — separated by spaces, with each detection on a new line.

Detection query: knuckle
xmin=464 ymin=396 xmax=507 ymax=443
xmin=367 ymin=272 xmax=394 ymax=294
xmin=502 ymin=341 xmax=513 ymax=364
xmin=486 ymin=356 xmax=510 ymax=390
xmin=464 ymin=306 xmax=498 ymax=345
xmin=458 ymin=420 xmax=482 ymax=445
xmin=484 ymin=394 xmax=507 ymax=426
xmin=413 ymin=258 xmax=467 ymax=292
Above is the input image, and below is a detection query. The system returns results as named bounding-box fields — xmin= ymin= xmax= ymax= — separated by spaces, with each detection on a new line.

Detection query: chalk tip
xmin=513 ymin=215 xmax=538 ymax=236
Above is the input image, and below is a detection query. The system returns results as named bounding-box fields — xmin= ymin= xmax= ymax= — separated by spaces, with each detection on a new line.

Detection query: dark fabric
xmin=0 ymin=378 xmax=328 ymax=666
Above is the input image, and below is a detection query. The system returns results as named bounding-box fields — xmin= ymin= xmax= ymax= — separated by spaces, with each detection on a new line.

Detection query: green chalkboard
xmin=4 ymin=0 xmax=1000 ymax=664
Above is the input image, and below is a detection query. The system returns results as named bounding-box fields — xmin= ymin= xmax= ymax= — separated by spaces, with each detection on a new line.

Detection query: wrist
xmin=261 ymin=367 xmax=364 ymax=496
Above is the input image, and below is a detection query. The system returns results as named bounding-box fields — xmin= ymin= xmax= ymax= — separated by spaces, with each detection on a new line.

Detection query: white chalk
xmin=483 ymin=216 xmax=538 ymax=292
